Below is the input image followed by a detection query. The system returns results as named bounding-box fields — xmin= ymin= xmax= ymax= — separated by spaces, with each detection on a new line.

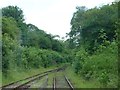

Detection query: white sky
xmin=0 ymin=0 xmax=115 ymax=39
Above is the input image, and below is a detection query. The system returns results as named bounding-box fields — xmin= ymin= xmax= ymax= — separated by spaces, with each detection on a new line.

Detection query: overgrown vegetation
xmin=67 ymin=2 xmax=118 ymax=88
xmin=1 ymin=1 xmax=119 ymax=88
xmin=2 ymin=6 xmax=68 ymax=85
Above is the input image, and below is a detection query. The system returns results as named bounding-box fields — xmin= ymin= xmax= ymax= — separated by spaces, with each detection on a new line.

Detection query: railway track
xmin=53 ymin=75 xmax=74 ymax=90
xmin=1 ymin=66 xmax=74 ymax=90
xmin=15 ymin=73 xmax=48 ymax=89
xmin=1 ymin=67 xmax=65 ymax=90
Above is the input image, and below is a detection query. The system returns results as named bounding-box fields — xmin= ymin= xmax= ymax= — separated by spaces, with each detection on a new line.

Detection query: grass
xmin=2 ymin=65 xmax=63 ymax=86
xmin=64 ymin=66 xmax=101 ymax=88
xmin=47 ymin=72 xmax=55 ymax=88
xmin=0 ymin=71 xmax=2 ymax=87
xmin=30 ymin=76 xmax=46 ymax=88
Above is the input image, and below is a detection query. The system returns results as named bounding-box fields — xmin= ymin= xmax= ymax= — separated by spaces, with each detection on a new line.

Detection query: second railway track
xmin=53 ymin=70 xmax=74 ymax=90
xmin=53 ymin=76 xmax=74 ymax=90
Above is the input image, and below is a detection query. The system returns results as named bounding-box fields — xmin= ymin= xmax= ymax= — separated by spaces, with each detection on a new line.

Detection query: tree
xmin=68 ymin=3 xmax=118 ymax=53
xmin=2 ymin=6 xmax=24 ymax=23
xmin=2 ymin=17 xmax=20 ymax=75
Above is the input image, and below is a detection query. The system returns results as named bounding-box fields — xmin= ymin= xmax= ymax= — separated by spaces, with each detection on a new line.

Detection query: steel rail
xmin=14 ymin=73 xmax=47 ymax=89
xmin=64 ymin=75 xmax=74 ymax=90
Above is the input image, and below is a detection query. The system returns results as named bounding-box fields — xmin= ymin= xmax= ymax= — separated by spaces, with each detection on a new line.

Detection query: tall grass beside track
xmin=65 ymin=66 xmax=101 ymax=88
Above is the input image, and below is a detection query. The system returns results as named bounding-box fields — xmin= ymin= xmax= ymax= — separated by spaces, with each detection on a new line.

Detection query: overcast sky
xmin=1 ymin=0 xmax=115 ymax=39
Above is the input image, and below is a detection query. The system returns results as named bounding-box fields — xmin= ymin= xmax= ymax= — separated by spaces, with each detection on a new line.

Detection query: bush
xmin=21 ymin=47 xmax=64 ymax=69
xmin=98 ymin=71 xmax=109 ymax=87
xmin=73 ymin=41 xmax=118 ymax=87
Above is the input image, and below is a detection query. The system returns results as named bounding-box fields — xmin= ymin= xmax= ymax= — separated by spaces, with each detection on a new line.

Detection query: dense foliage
xmin=2 ymin=6 xmax=66 ymax=77
xmin=67 ymin=2 xmax=118 ymax=87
